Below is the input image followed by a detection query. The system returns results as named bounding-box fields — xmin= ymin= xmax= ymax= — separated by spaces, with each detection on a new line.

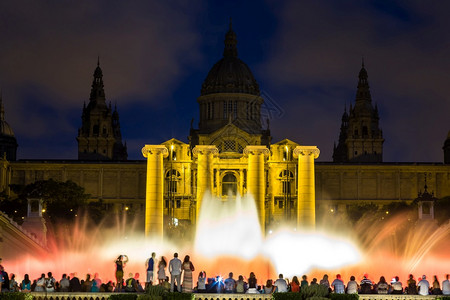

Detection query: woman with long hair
xmin=290 ymin=276 xmax=300 ymax=292
xmin=21 ymin=274 xmax=31 ymax=292
xmin=265 ymin=279 xmax=275 ymax=294
xmin=35 ymin=274 xmax=46 ymax=292
xmin=432 ymin=275 xmax=442 ymax=295
xmin=115 ymin=255 xmax=128 ymax=290
xmin=158 ymin=256 xmax=167 ymax=285
xmin=377 ymin=276 xmax=389 ymax=294
xmin=197 ymin=271 xmax=206 ymax=293
xmin=247 ymin=272 xmax=258 ymax=293
xmin=182 ymin=255 xmax=195 ymax=292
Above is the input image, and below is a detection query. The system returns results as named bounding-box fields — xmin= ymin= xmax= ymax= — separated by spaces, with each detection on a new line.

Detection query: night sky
xmin=0 ymin=1 xmax=449 ymax=162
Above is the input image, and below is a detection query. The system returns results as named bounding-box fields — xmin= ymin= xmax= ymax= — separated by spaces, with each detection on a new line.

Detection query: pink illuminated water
xmin=4 ymin=194 xmax=450 ymax=285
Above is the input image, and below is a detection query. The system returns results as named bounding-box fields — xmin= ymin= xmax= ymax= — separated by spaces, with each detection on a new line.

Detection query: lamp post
xmin=284 ymin=145 xmax=290 ymax=221
xmin=169 ymin=144 xmax=174 ymax=226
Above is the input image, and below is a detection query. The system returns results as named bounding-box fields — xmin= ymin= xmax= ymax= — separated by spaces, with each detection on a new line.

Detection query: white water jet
xmin=194 ymin=193 xmax=263 ymax=259
xmin=194 ymin=192 xmax=361 ymax=277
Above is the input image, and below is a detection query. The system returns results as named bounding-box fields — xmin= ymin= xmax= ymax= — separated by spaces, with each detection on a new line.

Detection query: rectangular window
xmin=234 ymin=101 xmax=237 ymax=119
xmin=363 ymin=126 xmax=368 ymax=137
xmin=228 ymin=101 xmax=233 ymax=118
xmin=223 ymin=101 xmax=227 ymax=119
xmin=207 ymin=103 xmax=211 ymax=120
xmin=282 ymin=181 xmax=291 ymax=194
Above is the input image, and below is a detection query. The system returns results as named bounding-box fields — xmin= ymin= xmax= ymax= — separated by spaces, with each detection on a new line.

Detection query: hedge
xmin=0 ymin=292 xmax=33 ymax=300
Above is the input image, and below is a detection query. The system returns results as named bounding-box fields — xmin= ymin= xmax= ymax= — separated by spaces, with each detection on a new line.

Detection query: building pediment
xmin=272 ymin=138 xmax=300 ymax=147
xmin=162 ymin=138 xmax=188 ymax=147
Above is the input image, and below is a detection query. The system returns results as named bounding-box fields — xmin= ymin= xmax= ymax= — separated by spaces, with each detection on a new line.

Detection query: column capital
xmin=243 ymin=145 xmax=270 ymax=156
xmin=293 ymin=146 xmax=320 ymax=159
xmin=141 ymin=145 xmax=169 ymax=158
xmin=192 ymin=145 xmax=219 ymax=157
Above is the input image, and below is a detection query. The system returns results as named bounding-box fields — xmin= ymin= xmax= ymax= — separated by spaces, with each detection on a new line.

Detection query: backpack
xmin=125 ymin=278 xmax=136 ymax=292
xmin=361 ymin=283 xmax=372 ymax=294
xmin=236 ymin=281 xmax=245 ymax=293
xmin=47 ymin=278 xmax=55 ymax=289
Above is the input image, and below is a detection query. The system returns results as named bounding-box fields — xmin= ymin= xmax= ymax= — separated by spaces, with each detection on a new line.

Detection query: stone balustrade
xmin=27 ymin=292 xmax=445 ymax=300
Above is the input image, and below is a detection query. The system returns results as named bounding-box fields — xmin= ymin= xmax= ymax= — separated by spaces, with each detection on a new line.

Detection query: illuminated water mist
xmin=6 ymin=193 xmax=450 ymax=285
xmin=193 ymin=193 xmax=361 ymax=279
xmin=194 ymin=193 xmax=263 ymax=259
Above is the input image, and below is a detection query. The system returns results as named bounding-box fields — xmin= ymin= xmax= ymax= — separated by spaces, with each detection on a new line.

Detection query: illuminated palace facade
xmin=1 ymin=26 xmax=450 ymax=235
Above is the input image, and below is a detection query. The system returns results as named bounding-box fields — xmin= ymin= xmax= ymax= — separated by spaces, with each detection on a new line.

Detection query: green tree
xmin=346 ymin=203 xmax=379 ymax=224
xmin=435 ymin=196 xmax=450 ymax=225
xmin=10 ymin=179 xmax=90 ymax=224
xmin=0 ymin=190 xmax=27 ymax=224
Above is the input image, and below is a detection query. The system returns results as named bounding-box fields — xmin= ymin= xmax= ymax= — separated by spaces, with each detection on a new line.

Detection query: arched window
xmin=166 ymin=169 xmax=181 ymax=193
xmin=222 ymin=173 xmax=237 ymax=196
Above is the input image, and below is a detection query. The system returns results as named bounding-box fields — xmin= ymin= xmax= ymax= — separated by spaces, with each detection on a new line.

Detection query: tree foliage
xmin=346 ymin=203 xmax=379 ymax=224
xmin=9 ymin=179 xmax=90 ymax=224
xmin=435 ymin=196 xmax=450 ymax=225
xmin=0 ymin=190 xmax=27 ymax=224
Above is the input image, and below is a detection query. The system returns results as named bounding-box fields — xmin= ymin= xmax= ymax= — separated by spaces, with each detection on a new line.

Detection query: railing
xmin=27 ymin=292 xmax=444 ymax=300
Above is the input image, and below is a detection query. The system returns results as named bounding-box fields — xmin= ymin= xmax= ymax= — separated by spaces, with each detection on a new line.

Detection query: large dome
xmin=0 ymin=100 xmax=14 ymax=137
xmin=0 ymin=120 xmax=15 ymax=137
xmin=201 ymin=25 xmax=260 ymax=96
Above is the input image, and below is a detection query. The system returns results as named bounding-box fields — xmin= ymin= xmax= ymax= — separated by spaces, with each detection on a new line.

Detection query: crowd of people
xmin=189 ymin=272 xmax=450 ymax=295
xmin=1 ymin=255 xmax=450 ymax=295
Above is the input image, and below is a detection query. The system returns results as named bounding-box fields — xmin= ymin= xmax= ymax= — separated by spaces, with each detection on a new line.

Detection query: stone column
xmin=142 ymin=145 xmax=168 ymax=239
xmin=294 ymin=146 xmax=320 ymax=230
xmin=192 ymin=145 xmax=218 ymax=224
xmin=244 ymin=146 xmax=269 ymax=235
xmin=0 ymin=157 xmax=9 ymax=194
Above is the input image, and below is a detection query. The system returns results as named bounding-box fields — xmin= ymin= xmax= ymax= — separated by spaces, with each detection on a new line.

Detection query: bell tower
xmin=333 ymin=60 xmax=384 ymax=162
xmin=76 ymin=58 xmax=127 ymax=161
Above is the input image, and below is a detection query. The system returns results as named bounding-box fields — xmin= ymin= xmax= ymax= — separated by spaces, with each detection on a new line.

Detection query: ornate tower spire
xmin=77 ymin=59 xmax=127 ymax=161
xmin=333 ymin=60 xmax=384 ymax=163
xmin=89 ymin=57 xmax=106 ymax=103
xmin=332 ymin=105 xmax=350 ymax=162
xmin=444 ymin=130 xmax=450 ymax=164
xmin=223 ymin=18 xmax=238 ymax=58
xmin=356 ymin=59 xmax=371 ymax=105
xmin=0 ymin=90 xmax=4 ymax=121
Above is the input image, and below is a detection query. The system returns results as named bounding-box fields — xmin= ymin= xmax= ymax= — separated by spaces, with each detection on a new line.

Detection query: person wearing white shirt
xmin=273 ymin=274 xmax=288 ymax=292
xmin=169 ymin=253 xmax=182 ymax=292
xmin=418 ymin=275 xmax=430 ymax=296
xmin=442 ymin=274 xmax=450 ymax=295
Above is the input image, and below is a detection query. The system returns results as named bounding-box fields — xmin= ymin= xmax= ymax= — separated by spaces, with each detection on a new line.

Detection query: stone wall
xmin=26 ymin=292 xmax=445 ymax=300
xmin=2 ymin=160 xmax=449 ymax=218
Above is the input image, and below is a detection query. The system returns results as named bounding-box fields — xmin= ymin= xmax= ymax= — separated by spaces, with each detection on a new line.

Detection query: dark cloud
xmin=0 ymin=0 xmax=202 ymax=154
xmin=0 ymin=1 xmax=448 ymax=162
xmin=260 ymin=1 xmax=450 ymax=162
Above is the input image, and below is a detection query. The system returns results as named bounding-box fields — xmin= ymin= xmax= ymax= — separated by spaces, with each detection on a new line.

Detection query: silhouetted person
xmin=69 ymin=273 xmax=81 ymax=292
xmin=125 ymin=273 xmax=138 ymax=292
xmin=406 ymin=274 xmax=417 ymax=294
xmin=360 ymin=274 xmax=373 ymax=294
